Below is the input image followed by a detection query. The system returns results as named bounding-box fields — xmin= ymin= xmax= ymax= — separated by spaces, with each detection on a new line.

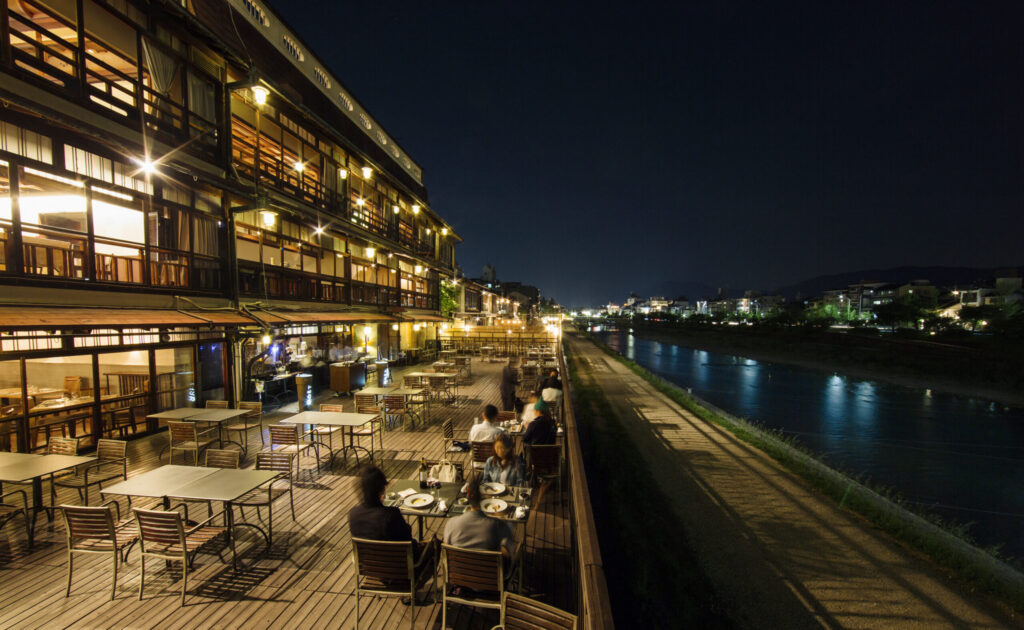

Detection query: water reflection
xmin=595 ymin=331 xmax=1024 ymax=565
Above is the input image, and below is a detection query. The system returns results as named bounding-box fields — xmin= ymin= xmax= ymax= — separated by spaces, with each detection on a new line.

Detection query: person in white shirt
xmin=468 ymin=404 xmax=504 ymax=443
xmin=520 ymin=392 xmax=539 ymax=428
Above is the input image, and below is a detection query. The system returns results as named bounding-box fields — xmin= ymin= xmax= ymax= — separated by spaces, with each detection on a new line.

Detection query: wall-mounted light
xmin=413 ymin=324 xmax=421 ymax=332
xmin=390 ymin=268 xmax=396 ymax=274
xmin=261 ymin=333 xmax=271 ymax=345
xmin=251 ymin=85 xmax=269 ymax=105
xmin=365 ymin=247 xmax=375 ymax=258
xmin=339 ymin=168 xmax=348 ymax=180
xmin=314 ymin=225 xmax=324 ymax=236
xmin=361 ymin=166 xmax=372 ymax=179
xmin=441 ymin=228 xmax=448 ymax=236
xmin=393 ymin=205 xmax=399 ymax=214
xmin=293 ymin=161 xmax=305 ymax=172
xmin=356 ymin=197 xmax=365 ymax=206
xmin=415 ymin=265 xmax=423 ymax=274
xmin=261 ymin=211 xmax=277 ymax=227
xmin=392 ymin=323 xmax=399 ymax=331
xmin=363 ymin=326 xmax=373 ymax=337
xmin=426 ymin=228 xmax=431 ymax=235
xmin=412 ymin=204 xmax=420 ymax=215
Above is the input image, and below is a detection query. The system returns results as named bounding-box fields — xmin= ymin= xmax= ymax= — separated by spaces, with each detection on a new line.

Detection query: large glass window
xmin=25 ymin=355 xmax=94 ymax=451
xmin=97 ymin=350 xmax=149 ymax=439
xmin=154 ymin=346 xmax=194 ymax=414
xmin=0 ymin=360 xmax=24 ymax=452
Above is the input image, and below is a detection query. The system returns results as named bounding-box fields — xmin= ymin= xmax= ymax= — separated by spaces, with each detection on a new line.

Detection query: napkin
xmin=397 ymin=488 xmax=417 ymax=499
xmin=437 ymin=499 xmax=448 ymax=512
xmin=514 ymin=506 xmax=528 ymax=519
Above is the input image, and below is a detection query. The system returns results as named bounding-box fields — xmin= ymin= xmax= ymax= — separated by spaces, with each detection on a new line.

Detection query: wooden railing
xmin=557 ymin=340 xmax=615 ymax=629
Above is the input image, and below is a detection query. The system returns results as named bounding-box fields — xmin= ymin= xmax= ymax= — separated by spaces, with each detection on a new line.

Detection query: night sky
xmin=266 ymin=1 xmax=1024 ymax=307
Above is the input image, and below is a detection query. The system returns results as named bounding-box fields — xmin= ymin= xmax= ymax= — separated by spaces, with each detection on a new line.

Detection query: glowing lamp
xmin=426 ymin=228 xmax=431 ymax=235
xmin=261 ymin=334 xmax=271 ymax=345
xmin=363 ymin=326 xmax=373 ymax=337
xmin=260 ymin=211 xmax=277 ymax=227
xmin=293 ymin=161 xmax=304 ymax=172
xmin=415 ymin=265 xmax=423 ymax=274
xmin=356 ymin=197 xmax=365 ymax=206
xmin=393 ymin=205 xmax=400 ymax=214
xmin=361 ymin=166 xmax=372 ymax=179
xmin=412 ymin=204 xmax=420 ymax=215
xmin=441 ymin=228 xmax=448 ymax=236
xmin=365 ymin=247 xmax=375 ymax=258
xmin=392 ymin=324 xmax=399 ymax=331
xmin=339 ymin=168 xmax=348 ymax=180
xmin=251 ymin=85 xmax=269 ymax=105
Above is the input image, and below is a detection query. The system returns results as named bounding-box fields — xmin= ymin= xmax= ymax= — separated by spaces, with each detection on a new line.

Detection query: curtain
xmin=141 ymin=38 xmax=179 ymax=95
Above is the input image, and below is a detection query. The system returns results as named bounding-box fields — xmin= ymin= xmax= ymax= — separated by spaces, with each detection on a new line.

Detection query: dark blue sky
xmin=267 ymin=1 xmax=1024 ymax=307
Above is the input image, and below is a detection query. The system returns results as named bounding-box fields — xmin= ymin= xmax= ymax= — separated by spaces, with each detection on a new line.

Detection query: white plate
xmin=403 ymin=493 xmax=435 ymax=509
xmin=480 ymin=482 xmax=506 ymax=496
xmin=480 ymin=498 xmax=508 ymax=514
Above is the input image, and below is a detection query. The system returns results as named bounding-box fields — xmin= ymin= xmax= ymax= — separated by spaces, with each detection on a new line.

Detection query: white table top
xmin=280 ymin=411 xmax=378 ymax=427
xmin=168 ymin=468 xmax=280 ymax=502
xmin=188 ymin=408 xmax=251 ymax=422
xmin=101 ymin=465 xmax=216 ymax=498
xmin=390 ymin=388 xmax=428 ymax=396
xmin=359 ymin=386 xmax=395 ymax=395
xmin=406 ymin=371 xmax=458 ymax=378
xmin=0 ymin=454 xmax=95 ymax=482
xmin=147 ymin=408 xmax=201 ymax=420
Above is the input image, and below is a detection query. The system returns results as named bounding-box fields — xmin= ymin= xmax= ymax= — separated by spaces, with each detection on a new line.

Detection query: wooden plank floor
xmin=0 ymin=359 xmax=575 ymax=630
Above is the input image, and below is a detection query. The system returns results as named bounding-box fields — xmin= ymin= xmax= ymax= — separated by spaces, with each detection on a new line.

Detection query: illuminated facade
xmin=0 ymin=0 xmax=457 ymax=451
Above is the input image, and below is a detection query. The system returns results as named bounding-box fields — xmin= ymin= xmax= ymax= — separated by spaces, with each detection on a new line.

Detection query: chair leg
xmin=181 ymin=557 xmax=188 ymax=606
xmin=355 ymin=588 xmax=360 ymax=630
xmin=65 ymin=550 xmax=73 ymax=597
xmin=111 ymin=550 xmax=118 ymax=600
xmin=138 ymin=555 xmax=145 ymax=600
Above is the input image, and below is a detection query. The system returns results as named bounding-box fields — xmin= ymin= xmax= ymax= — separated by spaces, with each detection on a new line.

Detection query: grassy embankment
xmin=578 ymin=332 xmax=1024 ymax=614
xmin=565 ymin=343 xmax=735 ymax=629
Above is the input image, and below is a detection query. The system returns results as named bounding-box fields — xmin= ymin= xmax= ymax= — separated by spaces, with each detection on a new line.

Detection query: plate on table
xmin=480 ymin=482 xmax=506 ymax=496
xmin=403 ymin=493 xmax=435 ymax=509
xmin=480 ymin=498 xmax=508 ymax=514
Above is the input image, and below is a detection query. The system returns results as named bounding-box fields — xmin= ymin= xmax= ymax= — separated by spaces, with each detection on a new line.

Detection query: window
xmin=241 ymin=0 xmax=270 ymax=26
xmin=282 ymin=35 xmax=304 ymax=62
xmin=314 ymin=67 xmax=331 ymax=89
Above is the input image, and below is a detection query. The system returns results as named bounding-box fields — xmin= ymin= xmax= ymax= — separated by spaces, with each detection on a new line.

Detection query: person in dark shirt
xmin=348 ymin=465 xmax=438 ymax=564
xmin=539 ymin=370 xmax=562 ymax=391
xmin=521 ymin=400 xmax=557 ymax=445
xmin=499 ymin=359 xmax=519 ymax=411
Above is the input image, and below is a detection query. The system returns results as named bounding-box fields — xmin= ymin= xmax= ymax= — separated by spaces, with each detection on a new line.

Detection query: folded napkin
xmin=514 ymin=506 xmax=528 ymax=520
xmin=397 ymin=488 xmax=417 ymax=499
xmin=437 ymin=499 xmax=448 ymax=512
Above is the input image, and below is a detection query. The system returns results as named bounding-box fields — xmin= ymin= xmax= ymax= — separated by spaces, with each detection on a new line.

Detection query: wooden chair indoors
xmin=351 ymin=537 xmax=436 ymax=630
xmin=133 ymin=506 xmax=233 ymax=606
xmin=60 ymin=502 xmax=139 ymax=600
xmin=53 ymin=438 xmax=128 ymax=506
xmin=491 ymin=591 xmax=578 ymax=630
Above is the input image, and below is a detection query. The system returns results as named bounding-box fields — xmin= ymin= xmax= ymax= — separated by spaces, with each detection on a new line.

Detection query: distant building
xmin=481 ymin=264 xmax=497 ymax=284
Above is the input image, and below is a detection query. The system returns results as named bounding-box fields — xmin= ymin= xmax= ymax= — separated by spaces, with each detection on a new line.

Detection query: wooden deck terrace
xmin=0 ymin=358 xmax=576 ymax=630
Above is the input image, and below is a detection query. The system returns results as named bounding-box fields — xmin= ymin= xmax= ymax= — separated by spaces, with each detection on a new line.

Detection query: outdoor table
xmin=0 ymin=452 xmax=96 ymax=529
xmin=384 ymin=479 xmax=532 ymax=539
xmin=150 ymin=407 xmax=252 ymax=456
xmin=280 ymin=410 xmax=379 ymax=467
xmin=359 ymin=386 xmax=395 ymax=401
xmin=102 ymin=465 xmax=280 ymax=566
xmin=147 ymin=408 xmax=201 ymax=421
xmin=432 ymin=361 xmax=454 ymax=370
xmin=408 ymin=371 xmax=459 ymax=404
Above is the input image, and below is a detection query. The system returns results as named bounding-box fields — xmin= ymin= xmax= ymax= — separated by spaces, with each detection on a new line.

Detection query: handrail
xmin=557 ymin=338 xmax=616 ymax=629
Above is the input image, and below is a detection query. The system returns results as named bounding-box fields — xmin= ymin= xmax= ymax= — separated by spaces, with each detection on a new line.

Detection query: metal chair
xmin=470 ymin=441 xmax=495 ymax=470
xmin=490 ymin=591 xmax=578 ymax=630
xmin=167 ymin=421 xmax=217 ymax=465
xmin=204 ymin=448 xmax=239 ymax=469
xmin=60 ymin=502 xmax=138 ymax=600
xmin=133 ymin=506 xmax=233 ymax=606
xmin=403 ymin=375 xmax=424 ymax=390
xmin=353 ymin=393 xmax=379 ymax=410
xmin=311 ymin=404 xmax=346 ymax=453
xmin=267 ymin=424 xmax=321 ymax=477
xmin=351 ymin=537 xmax=436 ymax=630
xmin=53 ymin=438 xmax=128 ymax=505
xmin=225 ymin=401 xmax=264 ymax=453
xmin=428 ymin=375 xmax=454 ymax=405
xmin=383 ymin=395 xmax=416 ymax=431
xmin=441 ymin=418 xmax=468 ymax=455
xmin=0 ymin=489 xmax=31 ymax=547
xmin=232 ymin=452 xmax=295 ymax=545
xmin=441 ymin=544 xmax=508 ymax=629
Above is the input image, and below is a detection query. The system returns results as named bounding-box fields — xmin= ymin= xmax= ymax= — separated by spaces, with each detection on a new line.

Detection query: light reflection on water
xmin=596 ymin=331 xmax=1024 ymax=565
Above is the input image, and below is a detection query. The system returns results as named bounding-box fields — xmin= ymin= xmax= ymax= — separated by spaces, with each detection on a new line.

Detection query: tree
xmin=439 ymin=282 xmax=457 ymax=318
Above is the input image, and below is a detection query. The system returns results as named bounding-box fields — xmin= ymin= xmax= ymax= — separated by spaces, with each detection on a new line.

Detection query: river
xmin=594 ymin=329 xmax=1024 ymax=566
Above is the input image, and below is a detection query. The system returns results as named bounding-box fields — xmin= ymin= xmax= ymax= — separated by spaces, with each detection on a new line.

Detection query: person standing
xmin=500 ymin=359 xmax=519 ymax=411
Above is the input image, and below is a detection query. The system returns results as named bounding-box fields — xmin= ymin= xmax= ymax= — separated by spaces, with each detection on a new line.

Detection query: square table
xmin=0 ymin=452 xmax=96 ymax=529
xmin=385 ymin=479 xmax=532 ymax=539
xmin=149 ymin=407 xmax=252 ymax=454
xmin=280 ymin=410 xmax=379 ymax=467
xmin=389 ymin=387 xmax=431 ymax=424
xmin=358 ymin=386 xmax=395 ymax=401
xmin=102 ymin=465 xmax=281 ymax=562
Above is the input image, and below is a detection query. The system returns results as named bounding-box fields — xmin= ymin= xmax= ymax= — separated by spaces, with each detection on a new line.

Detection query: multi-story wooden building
xmin=0 ymin=0 xmax=457 ymax=451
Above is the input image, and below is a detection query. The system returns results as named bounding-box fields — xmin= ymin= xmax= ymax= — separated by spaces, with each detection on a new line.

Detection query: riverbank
xmin=567 ymin=335 xmax=1024 ymax=627
xmin=622 ymin=326 xmax=1024 ymax=409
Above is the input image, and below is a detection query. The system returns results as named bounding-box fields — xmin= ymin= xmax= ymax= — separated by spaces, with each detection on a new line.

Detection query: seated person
xmin=521 ymin=401 xmax=557 ymax=446
xmin=541 ymin=385 xmax=562 ymax=409
xmin=540 ymin=370 xmax=562 ymax=391
xmin=348 ymin=465 xmax=437 ymax=563
xmin=483 ymin=433 xmax=526 ymax=487
xmin=468 ymin=404 xmax=504 ymax=443
xmin=443 ymin=472 xmax=514 ymax=560
xmin=520 ymin=392 xmax=540 ymax=428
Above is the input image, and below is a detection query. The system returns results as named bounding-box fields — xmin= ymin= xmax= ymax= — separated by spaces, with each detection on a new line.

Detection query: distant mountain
xmin=642 ymin=280 xmax=718 ymax=302
xmin=772 ymin=265 xmax=1024 ymax=301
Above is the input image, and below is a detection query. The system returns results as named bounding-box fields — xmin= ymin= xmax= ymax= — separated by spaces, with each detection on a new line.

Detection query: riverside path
xmin=566 ymin=335 xmax=1022 ymax=629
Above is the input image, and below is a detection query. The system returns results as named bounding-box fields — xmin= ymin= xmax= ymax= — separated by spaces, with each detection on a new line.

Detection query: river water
xmin=594 ymin=330 xmax=1024 ymax=565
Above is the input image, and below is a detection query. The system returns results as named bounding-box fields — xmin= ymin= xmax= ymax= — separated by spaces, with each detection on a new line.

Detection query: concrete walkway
xmin=567 ymin=336 xmax=1022 ymax=629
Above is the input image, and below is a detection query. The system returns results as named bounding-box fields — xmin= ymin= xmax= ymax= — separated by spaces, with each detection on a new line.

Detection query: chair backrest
xmin=442 ymin=418 xmax=454 ymax=440
xmin=502 ymin=592 xmax=578 ymax=630
xmin=496 ymin=411 xmax=516 ymax=424
xmin=527 ymin=444 xmax=560 ymax=475
xmin=63 ymin=376 xmax=83 ymax=397
xmin=356 ymin=404 xmax=380 ymax=416
xmin=61 ymin=504 xmax=116 ymax=542
xmin=238 ymin=401 xmax=262 ymax=420
xmin=383 ymin=395 xmax=407 ymax=412
xmin=205 ymin=449 xmax=239 ymax=469
xmin=471 ymin=441 xmax=494 ymax=465
xmin=167 ymin=421 xmax=197 ymax=443
xmin=353 ymin=393 xmax=377 ymax=409
xmin=428 ymin=376 xmax=447 ymax=390
xmin=442 ymin=544 xmax=504 ymax=592
xmin=48 ymin=436 xmax=79 ymax=455
xmin=205 ymin=400 xmax=229 ymax=409
xmin=403 ymin=375 xmax=422 ymax=388
xmin=319 ymin=403 xmax=345 ymax=412
xmin=268 ymin=424 xmax=300 ymax=446
xmin=133 ymin=508 xmax=185 ymax=548
xmin=351 ymin=537 xmax=414 ymax=585
xmin=256 ymin=451 xmax=294 ymax=475
xmin=95 ymin=438 xmax=126 ymax=462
